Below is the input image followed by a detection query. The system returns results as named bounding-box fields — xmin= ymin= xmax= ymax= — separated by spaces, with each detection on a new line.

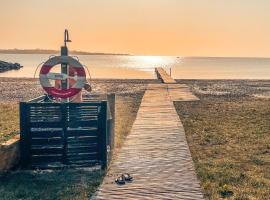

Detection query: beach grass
xmin=114 ymin=92 xmax=144 ymax=148
xmin=175 ymin=96 xmax=270 ymax=199
xmin=0 ymin=93 xmax=143 ymax=200
xmin=0 ymin=103 xmax=19 ymax=143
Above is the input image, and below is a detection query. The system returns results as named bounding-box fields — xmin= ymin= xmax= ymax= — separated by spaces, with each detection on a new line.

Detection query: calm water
xmin=0 ymin=54 xmax=270 ymax=79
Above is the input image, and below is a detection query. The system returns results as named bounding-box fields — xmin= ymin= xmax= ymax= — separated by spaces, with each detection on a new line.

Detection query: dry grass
xmin=175 ymin=96 xmax=270 ymax=200
xmin=0 ymin=103 xmax=19 ymax=143
xmin=114 ymin=92 xmax=144 ymax=148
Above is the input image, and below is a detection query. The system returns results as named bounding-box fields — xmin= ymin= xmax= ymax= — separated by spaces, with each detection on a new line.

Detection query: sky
xmin=1 ymin=0 xmax=270 ymax=57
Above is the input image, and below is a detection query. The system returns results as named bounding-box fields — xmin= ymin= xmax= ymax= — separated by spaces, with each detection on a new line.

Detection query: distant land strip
xmin=0 ymin=49 xmax=130 ymax=56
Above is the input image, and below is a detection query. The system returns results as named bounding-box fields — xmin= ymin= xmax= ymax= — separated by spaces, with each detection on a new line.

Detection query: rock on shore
xmin=0 ymin=61 xmax=23 ymax=73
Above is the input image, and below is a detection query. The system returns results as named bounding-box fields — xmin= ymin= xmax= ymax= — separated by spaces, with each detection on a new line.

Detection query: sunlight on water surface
xmin=0 ymin=54 xmax=269 ymax=79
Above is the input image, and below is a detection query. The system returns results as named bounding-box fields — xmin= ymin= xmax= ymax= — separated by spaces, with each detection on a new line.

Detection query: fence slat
xmin=20 ymin=102 xmax=31 ymax=168
xmin=98 ymin=101 xmax=108 ymax=169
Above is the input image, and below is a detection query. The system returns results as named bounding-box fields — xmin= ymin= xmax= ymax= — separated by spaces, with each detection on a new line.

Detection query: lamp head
xmin=64 ymin=29 xmax=72 ymax=46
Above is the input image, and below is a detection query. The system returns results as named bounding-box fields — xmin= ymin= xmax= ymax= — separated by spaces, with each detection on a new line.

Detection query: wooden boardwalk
xmin=155 ymin=67 xmax=177 ymax=84
xmin=168 ymin=84 xmax=200 ymax=102
xmin=93 ymin=84 xmax=203 ymax=200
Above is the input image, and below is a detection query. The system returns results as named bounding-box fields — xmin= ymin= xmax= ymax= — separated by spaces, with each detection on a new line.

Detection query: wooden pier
xmin=93 ymin=84 xmax=203 ymax=199
xmin=155 ymin=67 xmax=176 ymax=84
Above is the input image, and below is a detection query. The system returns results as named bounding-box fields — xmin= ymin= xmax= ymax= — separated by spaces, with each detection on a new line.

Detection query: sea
xmin=0 ymin=54 xmax=270 ymax=79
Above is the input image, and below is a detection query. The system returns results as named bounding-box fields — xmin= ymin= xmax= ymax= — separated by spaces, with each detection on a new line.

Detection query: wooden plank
xmin=68 ymin=103 xmax=102 ymax=108
xmin=67 ymin=152 xmax=99 ymax=161
xmin=67 ymin=135 xmax=98 ymax=143
xmin=32 ymin=154 xmax=62 ymax=163
xmin=31 ymin=162 xmax=65 ymax=170
xmin=67 ymin=120 xmax=98 ymax=128
xmin=29 ymin=111 xmax=61 ymax=115
xmin=30 ymin=122 xmax=63 ymax=128
xmin=67 ymin=160 xmax=100 ymax=166
xmin=29 ymin=106 xmax=62 ymax=110
xmin=30 ymin=118 xmax=62 ymax=122
xmin=31 ymin=137 xmax=63 ymax=145
xmin=31 ymin=131 xmax=63 ymax=138
xmin=31 ymin=146 xmax=63 ymax=155
xmin=69 ymin=113 xmax=99 ymax=117
xmin=167 ymin=84 xmax=200 ymax=101
xmin=67 ymin=145 xmax=98 ymax=154
xmin=67 ymin=129 xmax=98 ymax=137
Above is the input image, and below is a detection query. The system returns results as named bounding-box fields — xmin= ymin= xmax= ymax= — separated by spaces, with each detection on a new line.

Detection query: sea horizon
xmin=0 ymin=53 xmax=269 ymax=79
xmin=1 ymin=50 xmax=270 ymax=59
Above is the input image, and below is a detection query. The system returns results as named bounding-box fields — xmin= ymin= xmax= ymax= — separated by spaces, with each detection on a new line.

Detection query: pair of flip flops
xmin=115 ymin=173 xmax=133 ymax=185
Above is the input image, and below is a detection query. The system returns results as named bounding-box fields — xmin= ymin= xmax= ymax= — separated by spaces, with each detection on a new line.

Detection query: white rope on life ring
xmin=39 ymin=56 xmax=86 ymax=99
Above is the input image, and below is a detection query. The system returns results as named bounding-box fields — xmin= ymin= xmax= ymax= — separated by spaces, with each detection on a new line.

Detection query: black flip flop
xmin=115 ymin=175 xmax=125 ymax=185
xmin=122 ymin=173 xmax=133 ymax=182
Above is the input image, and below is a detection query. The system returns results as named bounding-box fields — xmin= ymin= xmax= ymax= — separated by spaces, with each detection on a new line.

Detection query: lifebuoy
xmin=39 ymin=56 xmax=86 ymax=99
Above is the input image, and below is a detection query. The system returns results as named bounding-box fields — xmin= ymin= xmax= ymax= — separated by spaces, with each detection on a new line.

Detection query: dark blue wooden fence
xmin=20 ymin=95 xmax=114 ymax=170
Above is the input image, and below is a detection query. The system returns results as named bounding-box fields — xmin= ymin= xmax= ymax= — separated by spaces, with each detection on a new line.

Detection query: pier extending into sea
xmin=155 ymin=67 xmax=176 ymax=84
xmin=93 ymin=68 xmax=203 ymax=199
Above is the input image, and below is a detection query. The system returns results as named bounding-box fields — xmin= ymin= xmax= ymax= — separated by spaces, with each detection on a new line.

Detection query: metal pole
xmin=61 ymin=46 xmax=68 ymax=89
xmin=61 ymin=29 xmax=71 ymax=102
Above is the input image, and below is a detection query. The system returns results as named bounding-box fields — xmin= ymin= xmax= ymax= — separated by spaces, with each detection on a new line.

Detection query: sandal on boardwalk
xmin=115 ymin=175 xmax=125 ymax=185
xmin=122 ymin=173 xmax=133 ymax=182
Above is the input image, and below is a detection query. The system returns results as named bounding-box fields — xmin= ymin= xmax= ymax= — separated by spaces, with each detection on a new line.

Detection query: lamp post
xmin=61 ymin=29 xmax=72 ymax=101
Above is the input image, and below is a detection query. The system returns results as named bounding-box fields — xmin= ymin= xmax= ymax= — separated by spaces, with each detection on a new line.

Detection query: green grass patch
xmin=0 ymin=170 xmax=104 ymax=200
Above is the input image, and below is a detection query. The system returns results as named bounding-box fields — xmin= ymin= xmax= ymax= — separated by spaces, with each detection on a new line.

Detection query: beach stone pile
xmin=0 ymin=60 xmax=23 ymax=72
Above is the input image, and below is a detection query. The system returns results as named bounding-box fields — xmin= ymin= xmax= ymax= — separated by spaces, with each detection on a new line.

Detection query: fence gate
xmin=20 ymin=99 xmax=113 ymax=170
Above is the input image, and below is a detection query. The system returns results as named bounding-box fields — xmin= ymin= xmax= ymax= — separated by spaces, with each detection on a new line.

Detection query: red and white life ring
xmin=39 ymin=56 xmax=86 ymax=99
